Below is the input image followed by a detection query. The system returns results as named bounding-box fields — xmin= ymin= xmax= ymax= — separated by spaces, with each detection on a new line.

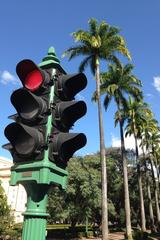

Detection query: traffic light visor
xmin=51 ymin=133 xmax=87 ymax=163
xmin=54 ymin=101 xmax=87 ymax=130
xmin=4 ymin=123 xmax=44 ymax=156
xmin=16 ymin=59 xmax=43 ymax=91
xmin=11 ymin=89 xmax=48 ymax=121
xmin=56 ymin=73 xmax=87 ymax=100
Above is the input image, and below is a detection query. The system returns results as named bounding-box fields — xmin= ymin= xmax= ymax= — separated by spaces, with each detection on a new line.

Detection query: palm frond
xmin=114 ymin=108 xmax=126 ymax=127
xmin=92 ymin=90 xmax=97 ymax=102
xmin=90 ymin=55 xmax=96 ymax=75
xmin=91 ymin=35 xmax=101 ymax=48
xmin=72 ymin=30 xmax=91 ymax=44
xmin=104 ymin=95 xmax=112 ymax=110
xmin=63 ymin=18 xmax=131 ymax=81
xmin=105 ymin=26 xmax=120 ymax=38
xmin=99 ymin=21 xmax=109 ymax=38
xmin=117 ymin=45 xmax=131 ymax=61
xmin=78 ymin=55 xmax=93 ymax=73
xmin=123 ymin=64 xmax=134 ymax=75
xmin=88 ymin=18 xmax=98 ymax=36
xmin=107 ymin=56 xmax=122 ymax=68
xmin=62 ymin=45 xmax=90 ymax=60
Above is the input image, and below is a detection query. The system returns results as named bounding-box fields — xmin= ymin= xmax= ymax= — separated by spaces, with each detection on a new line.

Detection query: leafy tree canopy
xmin=0 ymin=181 xmax=14 ymax=234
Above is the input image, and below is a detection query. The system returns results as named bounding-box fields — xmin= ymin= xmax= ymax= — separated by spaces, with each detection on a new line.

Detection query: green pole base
xmin=21 ymin=183 xmax=50 ymax=240
xmin=22 ymin=216 xmax=47 ymax=240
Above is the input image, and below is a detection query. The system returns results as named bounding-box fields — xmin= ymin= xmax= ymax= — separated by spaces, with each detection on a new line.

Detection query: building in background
xmin=0 ymin=157 xmax=27 ymax=223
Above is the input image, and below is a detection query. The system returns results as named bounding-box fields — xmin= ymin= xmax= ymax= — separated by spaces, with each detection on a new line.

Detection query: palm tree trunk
xmin=141 ymin=144 xmax=155 ymax=231
xmin=150 ymin=158 xmax=160 ymax=229
xmin=95 ymin=56 xmax=108 ymax=240
xmin=119 ymin=118 xmax=133 ymax=240
xmin=134 ymin=131 xmax=146 ymax=232
xmin=154 ymin=156 xmax=160 ymax=204
xmin=147 ymin=177 xmax=155 ymax=231
xmin=154 ymin=156 xmax=160 ymax=190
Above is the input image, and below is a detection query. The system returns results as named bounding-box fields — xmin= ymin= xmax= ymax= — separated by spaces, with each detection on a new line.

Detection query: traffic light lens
xmin=54 ymin=101 xmax=87 ymax=131
xmin=24 ymin=70 xmax=43 ymax=91
xmin=15 ymin=130 xmax=35 ymax=155
xmin=55 ymin=73 xmax=87 ymax=100
xmin=11 ymin=89 xmax=48 ymax=122
xmin=4 ymin=123 xmax=44 ymax=156
xmin=50 ymin=133 xmax=87 ymax=164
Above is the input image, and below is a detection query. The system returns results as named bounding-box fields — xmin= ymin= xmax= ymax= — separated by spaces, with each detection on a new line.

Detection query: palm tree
xmin=125 ymin=98 xmax=152 ymax=232
xmin=63 ymin=18 xmax=131 ymax=240
xmin=148 ymin=130 xmax=160 ymax=229
xmin=97 ymin=60 xmax=142 ymax=239
xmin=140 ymin=117 xmax=158 ymax=232
xmin=142 ymin=126 xmax=160 ymax=230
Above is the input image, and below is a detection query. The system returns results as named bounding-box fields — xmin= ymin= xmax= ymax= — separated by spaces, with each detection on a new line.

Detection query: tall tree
xmin=97 ymin=60 xmax=142 ymax=239
xmin=133 ymin=109 xmax=160 ymax=230
xmin=140 ymin=117 xmax=158 ymax=231
xmin=125 ymin=98 xmax=150 ymax=232
xmin=63 ymin=18 xmax=131 ymax=240
xmin=149 ymin=131 xmax=160 ymax=228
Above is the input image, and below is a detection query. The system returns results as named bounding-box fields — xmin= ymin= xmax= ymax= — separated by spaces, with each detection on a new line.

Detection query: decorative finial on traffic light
xmin=39 ymin=46 xmax=66 ymax=73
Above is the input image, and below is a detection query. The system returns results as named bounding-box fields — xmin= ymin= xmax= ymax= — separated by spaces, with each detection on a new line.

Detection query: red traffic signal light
xmin=16 ymin=59 xmax=51 ymax=92
xmin=4 ymin=59 xmax=53 ymax=162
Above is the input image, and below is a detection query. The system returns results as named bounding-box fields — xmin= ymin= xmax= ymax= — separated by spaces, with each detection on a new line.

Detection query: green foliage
xmin=46 ymin=224 xmax=94 ymax=239
xmin=66 ymin=155 xmax=101 ymax=225
xmin=132 ymin=229 xmax=149 ymax=240
xmin=48 ymin=148 xmax=125 ymax=226
xmin=47 ymin=186 xmax=67 ymax=224
xmin=119 ymin=208 xmax=125 ymax=226
xmin=48 ymin=155 xmax=102 ymax=225
xmin=63 ymin=18 xmax=131 ymax=75
xmin=105 ymin=148 xmax=124 ymax=225
xmin=98 ymin=60 xmax=142 ymax=113
xmin=125 ymin=98 xmax=152 ymax=140
xmin=0 ymin=182 xmax=14 ymax=236
xmin=48 ymin=147 xmax=155 ymax=230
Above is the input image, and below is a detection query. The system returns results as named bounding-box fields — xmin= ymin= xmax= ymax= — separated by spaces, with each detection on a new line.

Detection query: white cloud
xmin=0 ymin=70 xmax=19 ymax=85
xmin=75 ymin=93 xmax=86 ymax=101
xmin=145 ymin=93 xmax=153 ymax=98
xmin=111 ymin=133 xmax=143 ymax=154
xmin=111 ymin=134 xmax=121 ymax=147
xmin=153 ymin=76 xmax=160 ymax=92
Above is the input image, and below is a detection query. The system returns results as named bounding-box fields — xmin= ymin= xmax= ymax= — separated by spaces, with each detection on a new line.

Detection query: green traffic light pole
xmin=11 ymin=47 xmax=67 ymax=240
xmin=21 ymin=183 xmax=49 ymax=240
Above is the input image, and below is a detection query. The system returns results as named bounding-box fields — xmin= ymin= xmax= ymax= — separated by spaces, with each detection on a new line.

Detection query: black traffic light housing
xmin=49 ymin=71 xmax=87 ymax=167
xmin=4 ymin=57 xmax=87 ymax=167
xmin=4 ymin=60 xmax=53 ymax=162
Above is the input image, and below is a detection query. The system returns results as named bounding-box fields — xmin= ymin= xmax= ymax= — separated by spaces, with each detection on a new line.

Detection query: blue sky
xmin=0 ymin=0 xmax=160 ymax=159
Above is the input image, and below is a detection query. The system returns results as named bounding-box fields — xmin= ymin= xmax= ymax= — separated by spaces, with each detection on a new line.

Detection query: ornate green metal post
xmin=22 ymin=183 xmax=49 ymax=240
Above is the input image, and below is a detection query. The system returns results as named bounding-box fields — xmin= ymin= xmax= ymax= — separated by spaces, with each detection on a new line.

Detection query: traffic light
xmin=4 ymin=58 xmax=87 ymax=167
xmin=2 ymin=48 xmax=88 ymax=240
xmin=49 ymin=72 xmax=87 ymax=167
xmin=4 ymin=59 xmax=53 ymax=162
